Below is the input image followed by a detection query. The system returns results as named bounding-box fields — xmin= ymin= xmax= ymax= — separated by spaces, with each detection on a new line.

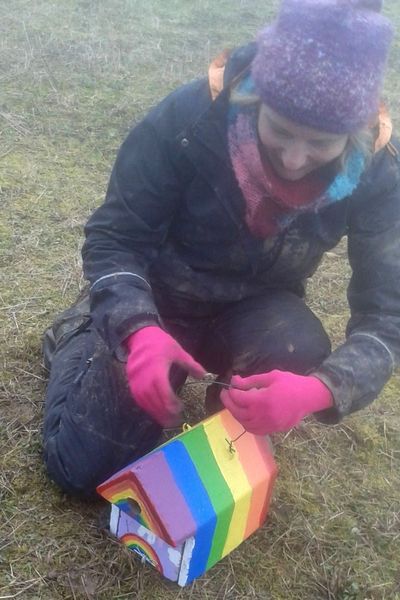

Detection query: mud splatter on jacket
xmin=82 ymin=44 xmax=400 ymax=424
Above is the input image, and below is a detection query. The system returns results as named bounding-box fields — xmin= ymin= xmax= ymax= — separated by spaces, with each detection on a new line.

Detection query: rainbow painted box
xmin=97 ymin=409 xmax=278 ymax=586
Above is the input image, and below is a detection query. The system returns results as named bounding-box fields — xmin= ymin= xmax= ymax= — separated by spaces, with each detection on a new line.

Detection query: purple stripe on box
xmin=131 ymin=451 xmax=197 ymax=546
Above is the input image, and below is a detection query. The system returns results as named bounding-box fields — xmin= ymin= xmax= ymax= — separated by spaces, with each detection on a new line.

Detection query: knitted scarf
xmin=228 ymin=76 xmax=366 ymax=238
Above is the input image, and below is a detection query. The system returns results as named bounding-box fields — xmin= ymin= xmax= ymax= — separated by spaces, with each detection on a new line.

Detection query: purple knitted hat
xmin=251 ymin=0 xmax=394 ymax=133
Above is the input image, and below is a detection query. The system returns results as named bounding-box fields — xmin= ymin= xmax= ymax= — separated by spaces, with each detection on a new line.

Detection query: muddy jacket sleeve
xmin=313 ymin=141 xmax=400 ymax=423
xmin=81 ymin=81 xmax=206 ymax=353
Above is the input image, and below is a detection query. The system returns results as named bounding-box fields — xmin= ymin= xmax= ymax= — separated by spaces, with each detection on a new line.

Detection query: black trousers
xmin=43 ymin=290 xmax=331 ymax=496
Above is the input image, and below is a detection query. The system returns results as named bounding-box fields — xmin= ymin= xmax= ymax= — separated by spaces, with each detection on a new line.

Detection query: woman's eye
xmin=272 ymin=127 xmax=292 ymax=139
xmin=310 ymin=139 xmax=332 ymax=149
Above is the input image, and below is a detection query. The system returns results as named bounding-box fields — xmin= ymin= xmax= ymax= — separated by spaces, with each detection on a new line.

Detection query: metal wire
xmin=184 ymin=372 xmax=241 ymax=390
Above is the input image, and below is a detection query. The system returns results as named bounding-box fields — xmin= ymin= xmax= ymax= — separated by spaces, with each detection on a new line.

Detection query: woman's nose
xmin=280 ymin=142 xmax=309 ymax=171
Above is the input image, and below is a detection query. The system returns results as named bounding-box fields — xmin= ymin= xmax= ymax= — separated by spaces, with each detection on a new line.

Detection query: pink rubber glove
xmin=220 ymin=370 xmax=333 ymax=435
xmin=125 ymin=326 xmax=206 ymax=427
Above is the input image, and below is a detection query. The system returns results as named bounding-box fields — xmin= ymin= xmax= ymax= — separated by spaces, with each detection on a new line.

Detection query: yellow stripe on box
xmin=202 ymin=414 xmax=253 ymax=557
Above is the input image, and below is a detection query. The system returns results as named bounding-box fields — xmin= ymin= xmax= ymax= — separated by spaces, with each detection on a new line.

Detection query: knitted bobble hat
xmin=251 ymin=0 xmax=394 ymax=133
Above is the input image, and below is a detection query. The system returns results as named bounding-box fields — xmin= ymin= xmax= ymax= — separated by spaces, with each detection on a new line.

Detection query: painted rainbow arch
xmin=120 ymin=534 xmax=162 ymax=572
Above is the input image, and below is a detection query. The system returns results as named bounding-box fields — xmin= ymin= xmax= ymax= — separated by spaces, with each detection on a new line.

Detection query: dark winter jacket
xmin=82 ymin=44 xmax=400 ymax=424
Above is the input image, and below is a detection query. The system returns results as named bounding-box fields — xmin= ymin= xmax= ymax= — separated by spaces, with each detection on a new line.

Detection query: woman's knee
xmin=207 ymin=291 xmax=332 ymax=376
xmin=43 ymin=433 xmax=100 ymax=497
xmin=42 ymin=330 xmax=162 ymax=496
xmin=256 ymin=323 xmax=331 ymax=374
xmin=43 ymin=401 xmax=162 ymax=497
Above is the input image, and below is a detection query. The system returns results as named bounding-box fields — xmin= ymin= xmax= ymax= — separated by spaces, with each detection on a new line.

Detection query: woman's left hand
xmin=220 ymin=370 xmax=333 ymax=435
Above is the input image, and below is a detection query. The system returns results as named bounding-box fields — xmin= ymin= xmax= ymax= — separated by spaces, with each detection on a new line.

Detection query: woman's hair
xmin=339 ymin=129 xmax=374 ymax=169
xmin=230 ymin=87 xmax=374 ymax=170
xmin=230 ymin=86 xmax=260 ymax=107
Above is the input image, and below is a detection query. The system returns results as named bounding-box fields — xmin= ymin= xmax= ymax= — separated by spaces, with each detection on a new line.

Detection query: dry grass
xmin=1 ymin=1 xmax=400 ymax=599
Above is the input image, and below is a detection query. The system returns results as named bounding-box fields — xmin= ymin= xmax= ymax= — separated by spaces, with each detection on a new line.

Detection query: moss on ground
xmin=1 ymin=1 xmax=400 ymax=599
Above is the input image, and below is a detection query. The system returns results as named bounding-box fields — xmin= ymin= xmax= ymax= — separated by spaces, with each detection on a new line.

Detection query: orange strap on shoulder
xmin=208 ymin=49 xmax=231 ymax=100
xmin=374 ymin=103 xmax=396 ymax=154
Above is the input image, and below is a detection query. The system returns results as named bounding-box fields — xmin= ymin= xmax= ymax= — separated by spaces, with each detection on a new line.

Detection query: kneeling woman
xmin=43 ymin=0 xmax=399 ymax=495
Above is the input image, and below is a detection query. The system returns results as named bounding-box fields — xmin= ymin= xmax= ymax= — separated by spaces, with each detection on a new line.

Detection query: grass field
xmin=1 ymin=1 xmax=400 ymax=598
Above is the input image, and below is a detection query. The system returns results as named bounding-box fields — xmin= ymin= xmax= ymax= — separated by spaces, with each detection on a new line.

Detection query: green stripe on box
xmin=181 ymin=425 xmax=234 ymax=568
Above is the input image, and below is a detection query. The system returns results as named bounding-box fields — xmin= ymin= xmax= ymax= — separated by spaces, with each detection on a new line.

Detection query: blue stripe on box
xmin=162 ymin=440 xmax=217 ymax=581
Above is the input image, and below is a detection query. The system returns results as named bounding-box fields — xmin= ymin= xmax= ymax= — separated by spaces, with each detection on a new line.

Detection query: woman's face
xmin=257 ymin=104 xmax=349 ymax=181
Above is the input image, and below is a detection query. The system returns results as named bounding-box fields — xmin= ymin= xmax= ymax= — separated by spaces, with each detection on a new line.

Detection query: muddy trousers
xmin=43 ymin=290 xmax=331 ymax=496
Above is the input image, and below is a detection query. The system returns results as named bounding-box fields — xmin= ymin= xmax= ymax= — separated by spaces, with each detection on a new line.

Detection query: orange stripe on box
xmin=253 ymin=435 xmax=278 ymax=526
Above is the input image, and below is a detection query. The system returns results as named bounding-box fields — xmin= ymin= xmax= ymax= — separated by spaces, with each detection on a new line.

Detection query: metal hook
xmin=225 ymin=429 xmax=247 ymax=454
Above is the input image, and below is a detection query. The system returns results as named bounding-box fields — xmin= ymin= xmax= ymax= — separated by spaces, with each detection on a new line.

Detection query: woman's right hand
xmin=125 ymin=326 xmax=206 ymax=427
